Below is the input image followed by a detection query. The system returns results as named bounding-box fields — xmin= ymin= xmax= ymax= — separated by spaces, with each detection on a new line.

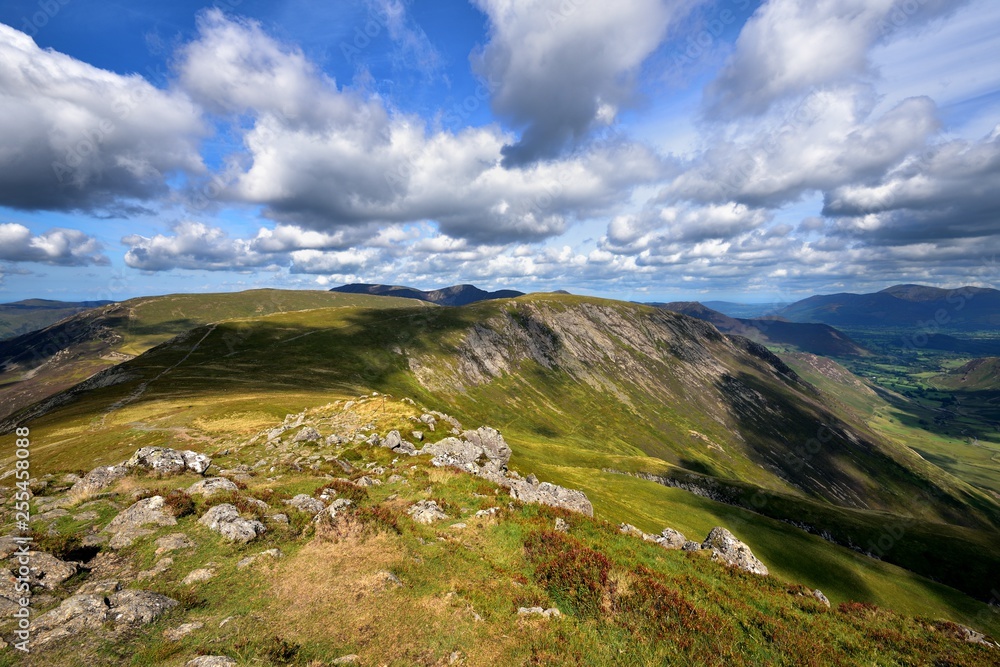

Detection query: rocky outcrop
xmin=508 ymin=478 xmax=593 ymax=517
xmin=186 ymin=656 xmax=237 ymax=667
xmin=407 ymin=500 xmax=448 ymax=524
xmin=293 ymin=426 xmax=321 ymax=443
xmin=198 ymin=504 xmax=266 ymax=543
xmin=284 ymin=494 xmax=325 ymax=516
xmin=126 ymin=447 xmax=211 ymax=475
xmin=105 ymin=496 xmax=178 ymax=549
xmin=16 ymin=551 xmax=78 ymax=589
xmin=381 ymin=430 xmax=417 ymax=456
xmin=32 ymin=590 xmax=178 ymax=646
xmin=702 ymin=527 xmax=768 ymax=575
xmin=187 ymin=477 xmax=238 ymax=497
xmin=418 ymin=425 xmax=592 ymax=516
xmin=70 ymin=464 xmax=127 ymax=496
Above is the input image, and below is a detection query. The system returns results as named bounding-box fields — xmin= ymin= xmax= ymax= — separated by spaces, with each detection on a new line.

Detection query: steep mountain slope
xmin=330 ymin=283 xmax=525 ymax=306
xmin=936 ymin=357 xmax=1000 ymax=391
xmin=656 ymin=302 xmax=868 ymax=356
xmin=0 ymin=290 xmax=431 ymax=421
xmin=0 ymin=299 xmax=112 ymax=340
xmin=777 ymin=284 xmax=1000 ymax=330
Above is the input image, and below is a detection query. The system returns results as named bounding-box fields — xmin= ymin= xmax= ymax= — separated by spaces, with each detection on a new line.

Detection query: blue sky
xmin=1 ymin=0 xmax=999 ymax=304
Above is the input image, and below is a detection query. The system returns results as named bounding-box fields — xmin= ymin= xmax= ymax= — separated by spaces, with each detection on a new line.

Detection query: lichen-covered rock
xmin=508 ymin=478 xmax=594 ymax=517
xmin=658 ymin=528 xmax=687 ymax=550
xmin=156 ymin=533 xmax=195 ymax=556
xmin=407 ymin=500 xmax=448 ymax=524
xmin=33 ymin=590 xmax=178 ymax=645
xmin=187 ymin=477 xmax=238 ymax=497
xmin=186 ymin=658 xmax=237 ymax=667
xmin=14 ymin=551 xmax=78 ymax=589
xmin=284 ymin=494 xmax=325 ymax=516
xmin=198 ymin=504 xmax=266 ymax=543
xmin=421 ymin=437 xmax=482 ymax=473
xmin=105 ymin=496 xmax=177 ymax=549
xmin=702 ymin=527 xmax=768 ymax=575
xmin=462 ymin=426 xmax=511 ymax=470
xmin=293 ymin=426 xmax=321 ymax=443
xmin=70 ymin=464 xmax=127 ymax=496
xmin=126 ymin=447 xmax=210 ymax=475
xmin=812 ymin=589 xmax=830 ymax=607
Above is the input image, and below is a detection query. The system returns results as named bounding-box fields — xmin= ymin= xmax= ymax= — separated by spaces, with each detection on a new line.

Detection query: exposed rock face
xmin=70 ymin=464 xmax=127 ymax=496
xmin=382 ymin=430 xmax=418 ymax=456
xmin=812 ymin=589 xmax=831 ymax=607
xmin=508 ymin=478 xmax=594 ymax=517
xmin=702 ymin=527 xmax=768 ymax=575
xmin=419 ymin=425 xmax=591 ymax=516
xmin=126 ymin=447 xmax=211 ymax=475
xmin=17 ymin=551 xmax=78 ymax=589
xmin=198 ymin=504 xmax=266 ymax=543
xmin=186 ymin=658 xmax=237 ymax=667
xmin=659 ymin=528 xmax=687 ymax=550
xmin=105 ymin=496 xmax=177 ymax=549
xmin=284 ymin=494 xmax=325 ymax=516
xmin=32 ymin=590 xmax=178 ymax=645
xmin=462 ymin=426 xmax=511 ymax=471
xmin=407 ymin=500 xmax=448 ymax=524
xmin=293 ymin=426 xmax=321 ymax=443
xmin=187 ymin=477 xmax=238 ymax=497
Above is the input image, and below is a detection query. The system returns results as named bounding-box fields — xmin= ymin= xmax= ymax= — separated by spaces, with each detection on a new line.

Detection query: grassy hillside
xmin=0 ymin=290 xmax=432 ymax=421
xmin=2 ymin=395 xmax=999 ymax=665
xmin=0 ymin=299 xmax=112 ymax=340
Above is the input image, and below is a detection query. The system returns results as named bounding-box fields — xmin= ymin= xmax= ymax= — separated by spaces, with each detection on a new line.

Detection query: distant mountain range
xmin=653 ymin=302 xmax=868 ymax=357
xmin=0 ymin=299 xmax=113 ymax=340
xmin=330 ymin=283 xmax=525 ymax=306
xmin=775 ymin=284 xmax=1000 ymax=330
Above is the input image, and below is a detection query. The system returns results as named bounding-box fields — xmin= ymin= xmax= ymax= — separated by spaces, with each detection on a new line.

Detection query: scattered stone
xmin=33 ymin=590 xmax=178 ymax=646
xmin=518 ymin=606 xmax=562 ymax=618
xmin=619 ymin=523 xmax=644 ymax=538
xmin=475 ymin=507 xmax=500 ymax=518
xmin=702 ymin=527 xmax=768 ymax=575
xmin=658 ymin=528 xmax=687 ymax=550
xmin=284 ymin=494 xmax=326 ymax=515
xmin=13 ymin=551 xmax=78 ymax=589
xmin=507 ymin=478 xmax=594 ymax=517
xmin=137 ymin=557 xmax=173 ymax=581
xmin=293 ymin=426 xmax=322 ymax=443
xmin=72 ymin=511 xmax=100 ymax=522
xmin=75 ymin=580 xmax=120 ymax=595
xmin=412 ymin=430 xmax=424 ymax=441
xmin=449 ymin=523 xmax=467 ymax=530
xmin=188 ymin=477 xmax=239 ymax=497
xmin=105 ymin=496 xmax=177 ymax=549
xmin=126 ymin=447 xmax=211 ymax=475
xmin=354 ymin=476 xmax=380 ymax=487
xmin=269 ymin=513 xmax=290 ymax=524
xmin=387 ymin=474 xmax=406 ymax=484
xmin=366 ymin=433 xmax=381 ymax=447
xmin=164 ymin=621 xmax=203 ymax=641
xmin=407 ymin=500 xmax=448 ymax=524
xmin=155 ymin=533 xmax=195 ymax=555
xmin=331 ymin=655 xmax=361 ymax=665
xmin=237 ymin=548 xmax=282 ymax=569
xmin=198 ymin=504 xmax=266 ymax=543
xmin=186 ymin=657 xmax=237 ymax=667
xmin=812 ymin=589 xmax=831 ymax=607
xmin=182 ymin=568 xmax=216 ymax=585
xmin=554 ymin=517 xmax=569 ymax=532
xmin=681 ymin=541 xmax=703 ymax=552
xmin=70 ymin=464 xmax=127 ymax=496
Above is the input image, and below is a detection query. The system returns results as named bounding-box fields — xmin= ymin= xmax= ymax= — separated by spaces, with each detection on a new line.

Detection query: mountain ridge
xmin=330 ymin=282 xmax=525 ymax=306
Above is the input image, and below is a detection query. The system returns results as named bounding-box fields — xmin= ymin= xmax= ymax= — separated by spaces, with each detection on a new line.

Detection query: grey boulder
xmin=198 ymin=504 xmax=266 ymax=543
xmin=702 ymin=527 xmax=768 ymax=575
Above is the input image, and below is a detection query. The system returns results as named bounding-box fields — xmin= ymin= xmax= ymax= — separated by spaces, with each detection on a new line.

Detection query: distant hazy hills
xmin=653 ymin=301 xmax=868 ymax=357
xmin=0 ymin=299 xmax=113 ymax=340
xmin=776 ymin=284 xmax=1000 ymax=330
xmin=330 ymin=283 xmax=525 ymax=306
